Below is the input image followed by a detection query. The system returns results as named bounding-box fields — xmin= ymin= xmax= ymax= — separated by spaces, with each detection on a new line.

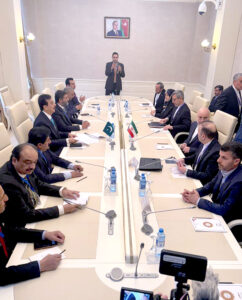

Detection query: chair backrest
xmin=0 ymin=86 xmax=15 ymax=107
xmin=173 ymin=82 xmax=185 ymax=92
xmin=0 ymin=122 xmax=13 ymax=167
xmin=30 ymin=94 xmax=40 ymax=119
xmin=55 ymin=82 xmax=65 ymax=91
xmin=213 ymin=110 xmax=238 ymax=144
xmin=190 ymin=96 xmax=210 ymax=122
xmin=187 ymin=90 xmax=203 ymax=110
xmin=42 ymin=88 xmax=53 ymax=98
xmin=8 ymin=100 xmax=33 ymax=143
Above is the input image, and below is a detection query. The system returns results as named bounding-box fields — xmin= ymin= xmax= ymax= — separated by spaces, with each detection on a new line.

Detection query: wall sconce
xmin=201 ymin=39 xmax=216 ymax=52
xmin=19 ymin=32 xmax=36 ymax=43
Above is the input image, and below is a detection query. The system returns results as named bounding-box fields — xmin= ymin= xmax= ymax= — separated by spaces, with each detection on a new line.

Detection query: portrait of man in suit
xmin=105 ymin=17 xmax=130 ymax=39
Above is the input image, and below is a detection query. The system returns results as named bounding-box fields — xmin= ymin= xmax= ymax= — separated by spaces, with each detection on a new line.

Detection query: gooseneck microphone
xmin=135 ymin=243 xmax=145 ymax=277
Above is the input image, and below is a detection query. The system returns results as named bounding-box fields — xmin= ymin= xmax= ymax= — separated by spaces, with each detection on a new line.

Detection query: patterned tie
xmin=21 ymin=176 xmax=40 ymax=207
xmin=0 ymin=226 xmax=8 ymax=258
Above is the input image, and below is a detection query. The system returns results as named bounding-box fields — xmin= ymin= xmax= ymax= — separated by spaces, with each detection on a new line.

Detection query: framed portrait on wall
xmin=104 ymin=17 xmax=130 ymax=39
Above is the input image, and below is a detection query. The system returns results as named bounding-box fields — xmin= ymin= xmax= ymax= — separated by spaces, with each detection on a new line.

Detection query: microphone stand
xmin=130 ymin=129 xmax=162 ymax=151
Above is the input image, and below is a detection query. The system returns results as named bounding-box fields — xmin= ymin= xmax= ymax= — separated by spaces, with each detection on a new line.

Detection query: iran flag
xmin=127 ymin=120 xmax=138 ymax=138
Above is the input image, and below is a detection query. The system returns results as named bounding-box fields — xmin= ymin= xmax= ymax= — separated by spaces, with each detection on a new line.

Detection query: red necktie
xmin=0 ymin=225 xmax=8 ymax=258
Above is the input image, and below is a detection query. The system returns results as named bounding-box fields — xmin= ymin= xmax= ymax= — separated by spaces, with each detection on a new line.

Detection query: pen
xmin=157 ymin=143 xmax=168 ymax=145
xmin=76 ymin=176 xmax=87 ymax=183
xmin=59 ymin=249 xmax=66 ymax=255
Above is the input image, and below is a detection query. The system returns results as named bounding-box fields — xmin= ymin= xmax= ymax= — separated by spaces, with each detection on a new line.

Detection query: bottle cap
xmin=159 ymin=228 xmax=164 ymax=233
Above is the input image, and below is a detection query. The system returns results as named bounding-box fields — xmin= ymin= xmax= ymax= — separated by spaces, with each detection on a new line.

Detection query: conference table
xmin=2 ymin=96 xmax=242 ymax=300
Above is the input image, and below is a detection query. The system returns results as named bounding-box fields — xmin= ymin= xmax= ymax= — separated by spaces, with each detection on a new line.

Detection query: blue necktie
xmin=50 ymin=118 xmax=57 ymax=129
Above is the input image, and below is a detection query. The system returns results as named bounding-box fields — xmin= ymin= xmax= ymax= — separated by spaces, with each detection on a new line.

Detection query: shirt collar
xmin=221 ymin=167 xmax=237 ymax=178
xmin=43 ymin=111 xmax=52 ymax=120
xmin=58 ymin=103 xmax=65 ymax=110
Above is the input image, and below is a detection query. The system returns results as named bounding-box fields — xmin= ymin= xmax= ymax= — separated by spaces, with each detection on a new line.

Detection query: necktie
xmin=50 ymin=117 xmax=57 ymax=129
xmin=0 ymin=226 xmax=8 ymax=258
xmin=63 ymin=109 xmax=70 ymax=122
xmin=21 ymin=176 xmax=40 ymax=207
xmin=39 ymin=151 xmax=51 ymax=173
xmin=194 ymin=146 xmax=205 ymax=170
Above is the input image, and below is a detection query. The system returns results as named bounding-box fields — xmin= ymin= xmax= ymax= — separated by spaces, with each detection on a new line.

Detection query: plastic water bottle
xmin=111 ymin=123 xmax=115 ymax=139
xmin=155 ymin=228 xmax=165 ymax=258
xmin=108 ymin=99 xmax=112 ymax=111
xmin=110 ymin=167 xmax=116 ymax=192
xmin=139 ymin=173 xmax=146 ymax=197
xmin=97 ymin=104 xmax=101 ymax=115
xmin=124 ymin=100 xmax=129 ymax=112
xmin=111 ymin=93 xmax=115 ymax=107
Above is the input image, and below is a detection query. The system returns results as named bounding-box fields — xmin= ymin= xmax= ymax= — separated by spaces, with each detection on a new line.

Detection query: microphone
xmin=133 ymin=129 xmax=162 ymax=142
xmin=75 ymin=160 xmax=108 ymax=170
xmin=135 ymin=243 xmax=144 ymax=277
xmin=88 ymin=113 xmax=106 ymax=122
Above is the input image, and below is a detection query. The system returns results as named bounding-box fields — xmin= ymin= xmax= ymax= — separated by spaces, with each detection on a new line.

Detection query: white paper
xmin=218 ymin=284 xmax=242 ymax=300
xmin=29 ymin=247 xmax=65 ymax=262
xmin=64 ymin=193 xmax=89 ymax=206
xmin=156 ymin=144 xmax=173 ymax=150
xmin=76 ymin=133 xmax=99 ymax=144
xmin=142 ymin=114 xmax=152 ymax=118
xmin=191 ymin=217 xmax=226 ymax=232
xmin=171 ymin=166 xmax=187 ymax=178
xmin=151 ymin=128 xmax=163 ymax=133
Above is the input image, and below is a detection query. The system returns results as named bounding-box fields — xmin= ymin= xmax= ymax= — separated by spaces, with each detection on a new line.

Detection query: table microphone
xmin=133 ymin=129 xmax=162 ymax=142
xmin=135 ymin=243 xmax=144 ymax=277
xmin=88 ymin=113 xmax=106 ymax=122
xmin=75 ymin=160 xmax=108 ymax=170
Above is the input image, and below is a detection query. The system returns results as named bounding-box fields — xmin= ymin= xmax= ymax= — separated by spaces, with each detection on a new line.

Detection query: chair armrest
xmin=174 ymin=132 xmax=189 ymax=143
xmin=227 ymin=219 xmax=242 ymax=230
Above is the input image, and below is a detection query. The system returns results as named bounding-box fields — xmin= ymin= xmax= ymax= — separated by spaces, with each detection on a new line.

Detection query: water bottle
xmin=111 ymin=93 xmax=115 ymax=107
xmin=108 ymin=99 xmax=112 ymax=111
xmin=110 ymin=167 xmax=116 ymax=192
xmin=111 ymin=123 xmax=115 ymax=139
xmin=155 ymin=228 xmax=165 ymax=258
xmin=139 ymin=173 xmax=146 ymax=197
xmin=97 ymin=104 xmax=101 ymax=115
xmin=124 ymin=100 xmax=129 ymax=112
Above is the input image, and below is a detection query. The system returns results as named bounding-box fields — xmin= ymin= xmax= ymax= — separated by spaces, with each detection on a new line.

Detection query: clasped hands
xmin=181 ymin=189 xmax=199 ymax=205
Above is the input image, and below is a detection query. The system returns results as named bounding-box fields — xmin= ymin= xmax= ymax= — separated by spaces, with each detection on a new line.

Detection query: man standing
xmin=107 ymin=20 xmax=122 ymax=37
xmin=151 ymin=82 xmax=166 ymax=116
xmin=208 ymin=85 xmax=223 ymax=112
xmin=105 ymin=52 xmax=125 ymax=95
xmin=180 ymin=107 xmax=210 ymax=156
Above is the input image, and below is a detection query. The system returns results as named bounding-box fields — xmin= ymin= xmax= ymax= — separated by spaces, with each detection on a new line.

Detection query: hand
xmin=118 ymin=65 xmax=122 ymax=73
xmin=111 ymin=63 xmax=115 ymax=70
xmin=183 ymin=146 xmax=190 ymax=153
xmin=73 ymin=165 xmax=83 ymax=172
xmin=44 ymin=231 xmax=65 ymax=244
xmin=150 ymin=110 xmax=155 ymax=116
xmin=39 ymin=254 xmax=61 ymax=272
xmin=180 ymin=143 xmax=186 ymax=150
xmin=62 ymin=188 xmax=79 ymax=199
xmin=63 ymin=203 xmax=79 ymax=214
xmin=76 ymin=104 xmax=82 ymax=111
xmin=82 ymin=121 xmax=90 ymax=129
xmin=159 ymin=118 xmax=167 ymax=124
xmin=68 ymin=133 xmax=77 ymax=138
xmin=71 ymin=171 xmax=83 ymax=178
xmin=68 ymin=138 xmax=77 ymax=144
xmin=177 ymin=160 xmax=186 ymax=174
xmin=182 ymin=189 xmax=199 ymax=205
xmin=79 ymin=95 xmax=85 ymax=102
xmin=163 ymin=125 xmax=173 ymax=130
xmin=177 ymin=158 xmax=185 ymax=164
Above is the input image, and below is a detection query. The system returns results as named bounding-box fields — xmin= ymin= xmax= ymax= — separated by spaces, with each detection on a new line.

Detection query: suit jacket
xmin=105 ymin=62 xmax=125 ymax=92
xmin=208 ymin=96 xmax=219 ymax=112
xmin=155 ymin=100 xmax=174 ymax=119
xmin=52 ymin=105 xmax=81 ymax=132
xmin=34 ymin=111 xmax=68 ymax=155
xmin=107 ymin=30 xmax=122 ymax=37
xmin=0 ymin=221 xmax=42 ymax=286
xmin=168 ymin=103 xmax=191 ymax=137
xmin=0 ymin=161 xmax=61 ymax=227
xmin=197 ymin=165 xmax=242 ymax=223
xmin=153 ymin=90 xmax=165 ymax=113
xmin=183 ymin=121 xmax=201 ymax=154
xmin=214 ymin=86 xmax=241 ymax=119
xmin=34 ymin=149 xmax=71 ymax=184
xmin=184 ymin=139 xmax=220 ymax=185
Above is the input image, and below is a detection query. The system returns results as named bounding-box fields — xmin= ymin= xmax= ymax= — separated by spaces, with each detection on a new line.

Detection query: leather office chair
xmin=30 ymin=94 xmax=40 ymax=119
xmin=0 ymin=122 xmax=13 ymax=167
xmin=55 ymin=82 xmax=65 ymax=91
xmin=42 ymin=88 xmax=53 ymax=98
xmin=186 ymin=90 xmax=203 ymax=111
xmin=173 ymin=82 xmax=185 ymax=92
xmin=213 ymin=110 xmax=237 ymax=144
xmin=8 ymin=100 xmax=33 ymax=143
xmin=190 ymin=96 xmax=210 ymax=122
xmin=0 ymin=86 xmax=16 ymax=130
xmin=228 ymin=220 xmax=242 ymax=247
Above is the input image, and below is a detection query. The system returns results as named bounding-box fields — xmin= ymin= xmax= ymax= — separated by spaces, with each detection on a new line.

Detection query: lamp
xmin=19 ymin=32 xmax=36 ymax=43
xmin=198 ymin=0 xmax=223 ymax=15
xmin=201 ymin=39 xmax=216 ymax=52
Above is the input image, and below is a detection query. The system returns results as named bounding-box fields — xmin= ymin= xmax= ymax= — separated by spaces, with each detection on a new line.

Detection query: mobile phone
xmin=120 ymin=287 xmax=153 ymax=300
xmin=34 ymin=240 xmax=58 ymax=250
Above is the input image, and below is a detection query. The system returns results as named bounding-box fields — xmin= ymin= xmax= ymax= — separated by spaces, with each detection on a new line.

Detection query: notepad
xmin=191 ymin=217 xmax=226 ymax=232
xmin=64 ymin=193 xmax=89 ymax=206
xmin=76 ymin=134 xmax=99 ymax=144
xmin=29 ymin=247 xmax=65 ymax=262
xmin=218 ymin=284 xmax=242 ymax=300
xmin=156 ymin=144 xmax=173 ymax=150
xmin=171 ymin=166 xmax=187 ymax=178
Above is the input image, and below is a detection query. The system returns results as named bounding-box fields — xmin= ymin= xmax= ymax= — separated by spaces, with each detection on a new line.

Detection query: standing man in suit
xmin=182 ymin=142 xmax=242 ymax=224
xmin=208 ymin=85 xmax=223 ymax=112
xmin=34 ymin=94 xmax=77 ymax=155
xmin=105 ymin=52 xmax=125 ymax=95
xmin=159 ymin=90 xmax=191 ymax=137
xmin=65 ymin=77 xmax=84 ymax=113
xmin=0 ymin=185 xmax=65 ymax=286
xmin=28 ymin=127 xmax=84 ymax=184
xmin=214 ymin=73 xmax=242 ymax=121
xmin=107 ymin=20 xmax=122 ymax=37
xmin=150 ymin=82 xmax=166 ymax=116
xmin=53 ymin=90 xmax=89 ymax=132
xmin=0 ymin=144 xmax=80 ymax=227
xmin=177 ymin=121 xmax=220 ymax=185
xmin=180 ymin=107 xmax=210 ymax=156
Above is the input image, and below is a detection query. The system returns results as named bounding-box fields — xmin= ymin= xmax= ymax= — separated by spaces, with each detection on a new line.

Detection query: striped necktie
xmin=0 ymin=226 xmax=8 ymax=258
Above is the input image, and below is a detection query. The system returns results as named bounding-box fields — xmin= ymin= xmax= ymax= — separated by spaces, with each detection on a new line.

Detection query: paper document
xmin=218 ymin=284 xmax=242 ymax=300
xmin=171 ymin=166 xmax=187 ymax=178
xmin=29 ymin=247 xmax=65 ymax=262
xmin=191 ymin=217 xmax=226 ymax=232
xmin=76 ymin=133 xmax=99 ymax=144
xmin=64 ymin=193 xmax=89 ymax=206
xmin=156 ymin=144 xmax=173 ymax=150
xmin=142 ymin=114 xmax=152 ymax=118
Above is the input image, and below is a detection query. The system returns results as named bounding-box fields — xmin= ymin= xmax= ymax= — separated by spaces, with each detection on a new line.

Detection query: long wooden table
xmin=2 ymin=95 xmax=242 ymax=300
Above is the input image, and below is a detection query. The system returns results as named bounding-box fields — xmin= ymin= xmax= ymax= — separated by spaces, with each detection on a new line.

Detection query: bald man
xmin=180 ymin=107 xmax=210 ymax=156
xmin=177 ymin=121 xmax=220 ymax=185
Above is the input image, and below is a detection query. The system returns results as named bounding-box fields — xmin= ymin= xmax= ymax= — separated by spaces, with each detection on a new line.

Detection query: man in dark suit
xmin=182 ymin=142 xmax=242 ymax=225
xmin=0 ymin=144 xmax=80 ymax=227
xmin=208 ymin=85 xmax=223 ymax=112
xmin=105 ymin=52 xmax=125 ymax=95
xmin=28 ymin=127 xmax=84 ymax=183
xmin=52 ymin=90 xmax=89 ymax=132
xmin=34 ymin=94 xmax=78 ymax=155
xmin=0 ymin=185 xmax=65 ymax=286
xmin=150 ymin=82 xmax=165 ymax=116
xmin=153 ymin=89 xmax=174 ymax=119
xmin=65 ymin=77 xmax=84 ymax=114
xmin=180 ymin=107 xmax=210 ymax=156
xmin=159 ymin=90 xmax=191 ymax=137
xmin=107 ymin=20 xmax=122 ymax=37
xmin=177 ymin=121 xmax=220 ymax=185
xmin=214 ymin=73 xmax=242 ymax=121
